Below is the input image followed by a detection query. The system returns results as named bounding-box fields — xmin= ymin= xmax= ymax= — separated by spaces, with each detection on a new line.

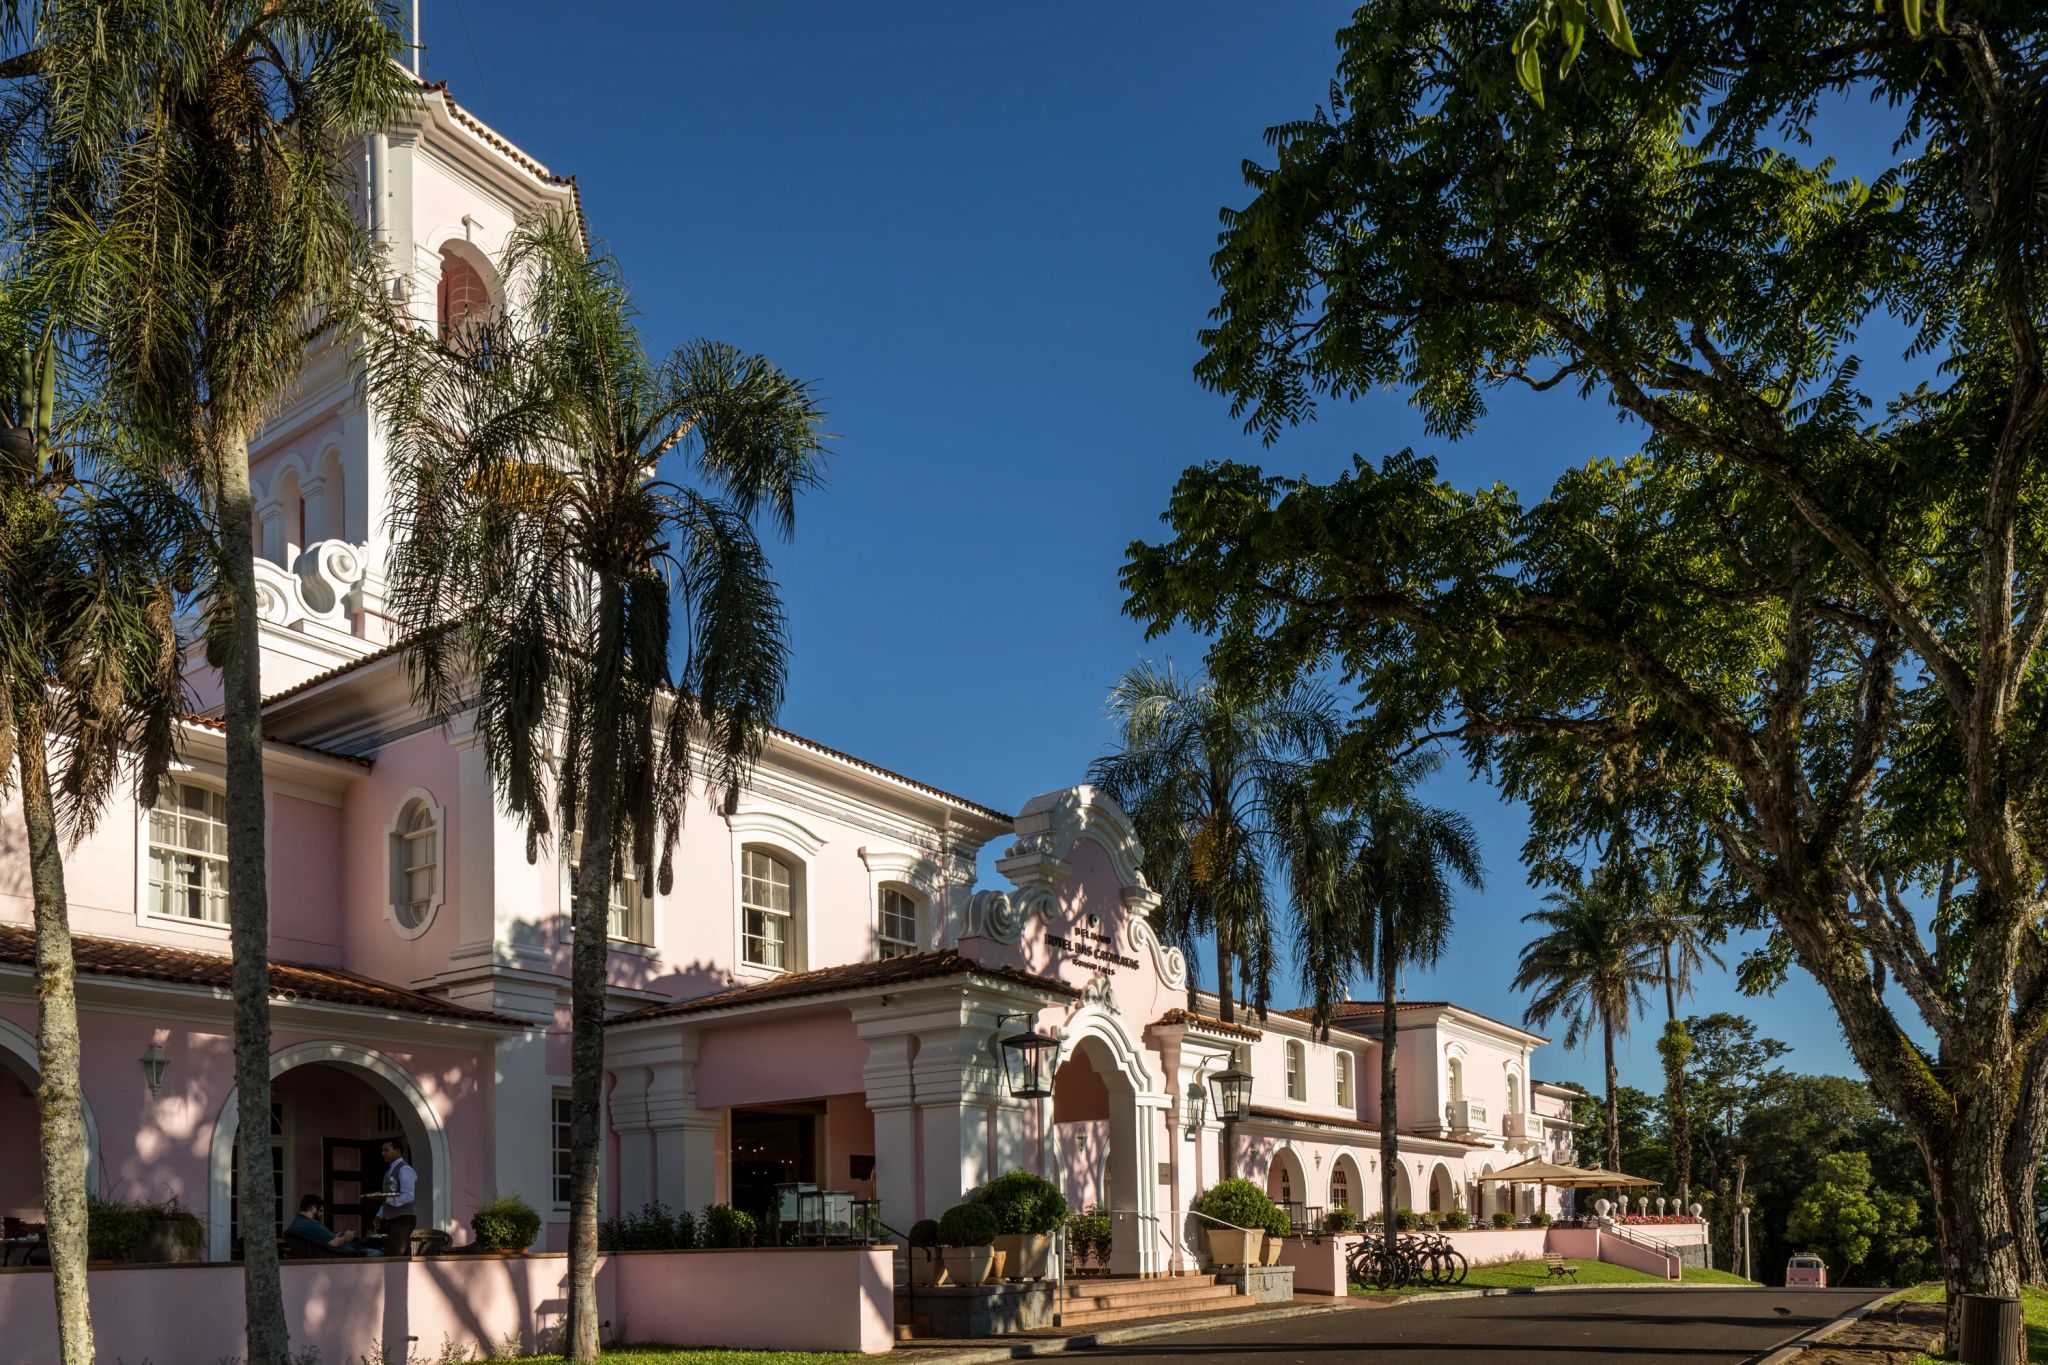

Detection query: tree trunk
xmin=1215 ymin=916 xmax=1235 ymax=1024
xmin=1926 ymin=1092 xmax=2027 ymax=1348
xmin=1732 ymin=1156 xmax=1746 ymax=1282
xmin=564 ymin=578 xmax=627 ymax=1364
xmin=216 ymin=434 xmax=288 ymax=1365
xmin=15 ymin=704 xmax=94 ymax=1365
xmin=2005 ymin=1030 xmax=2048 ymax=1286
xmin=1602 ymin=1015 xmax=1619 ymax=1173
xmin=1379 ymin=913 xmax=1399 ymax=1258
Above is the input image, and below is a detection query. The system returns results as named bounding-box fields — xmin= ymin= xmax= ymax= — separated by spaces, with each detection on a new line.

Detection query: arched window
xmin=877 ymin=885 xmax=918 ymax=959
xmin=148 ymin=781 xmax=229 ymax=923
xmin=1285 ymin=1041 xmax=1305 ymax=1101
xmin=437 ymin=245 xmax=492 ymax=338
xmin=1330 ymin=1165 xmax=1350 ymax=1212
xmin=1276 ymin=1163 xmax=1293 ymax=1204
xmin=742 ymin=847 xmax=798 ymax=970
xmin=1447 ymin=1055 xmax=1465 ymax=1100
xmin=388 ymin=797 xmax=439 ymax=933
xmin=1335 ymin=1053 xmax=1354 ymax=1109
xmin=1506 ymin=1069 xmax=1523 ymax=1113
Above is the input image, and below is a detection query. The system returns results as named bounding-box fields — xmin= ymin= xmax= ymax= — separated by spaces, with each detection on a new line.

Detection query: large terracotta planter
xmin=909 ymin=1247 xmax=946 ymax=1286
xmin=1261 ymin=1234 xmax=1285 ymax=1267
xmin=994 ymin=1232 xmax=1054 ymax=1280
xmin=1204 ymin=1227 xmax=1264 ymax=1267
xmin=941 ymin=1245 xmax=1000 ymax=1285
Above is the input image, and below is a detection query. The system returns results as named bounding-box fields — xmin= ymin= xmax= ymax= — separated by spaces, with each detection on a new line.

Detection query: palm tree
xmin=1289 ymin=762 xmax=1482 ymax=1258
xmin=0 ymin=310 xmax=193 ymax=1365
xmin=365 ymin=213 xmax=829 ymax=1363
xmin=1088 ymin=662 xmax=1334 ymax=1023
xmin=1637 ymin=842 xmax=1722 ymax=1208
xmin=13 ymin=8 xmax=412 ymax=1358
xmin=1514 ymin=871 xmax=1662 ymax=1176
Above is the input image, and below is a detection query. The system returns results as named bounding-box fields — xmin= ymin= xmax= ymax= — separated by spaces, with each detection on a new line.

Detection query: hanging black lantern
xmin=999 ymin=1026 xmax=1063 ymax=1099
xmin=1211 ymin=1066 xmax=1254 ymax=1123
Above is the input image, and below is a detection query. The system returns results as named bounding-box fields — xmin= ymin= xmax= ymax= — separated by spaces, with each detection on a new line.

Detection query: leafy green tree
xmin=6 ymin=7 xmax=411 ymax=1358
xmin=1283 ymin=761 xmax=1481 ymax=1255
xmin=0 ymin=308 xmax=191 ymax=1365
xmin=366 ymin=213 xmax=828 ymax=1363
xmin=1787 ymin=1151 xmax=1924 ymax=1285
xmin=1123 ymin=0 xmax=2048 ymax=1320
xmin=1513 ymin=870 xmax=1660 ymax=1173
xmin=1088 ymin=661 xmax=1335 ymax=1022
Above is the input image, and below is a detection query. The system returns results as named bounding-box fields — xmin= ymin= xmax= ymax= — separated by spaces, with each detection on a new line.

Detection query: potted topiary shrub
xmin=972 ymin=1171 xmax=1069 ymax=1281
xmin=1529 ymin=1211 xmax=1552 ymax=1228
xmin=1490 ymin=1210 xmax=1514 ymax=1229
xmin=1442 ymin=1209 xmax=1470 ymax=1231
xmin=1191 ymin=1178 xmax=1280 ymax=1267
xmin=471 ymin=1194 xmax=542 ymax=1253
xmin=937 ymin=1202 xmax=1001 ymax=1286
xmin=908 ymin=1218 xmax=945 ymax=1286
xmin=1261 ymin=1202 xmax=1290 ymax=1265
xmin=1324 ymin=1206 xmax=1358 ymax=1234
xmin=1393 ymin=1207 xmax=1419 ymax=1232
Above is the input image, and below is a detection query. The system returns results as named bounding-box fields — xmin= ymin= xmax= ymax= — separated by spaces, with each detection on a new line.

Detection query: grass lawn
xmin=483 ymin=1350 xmax=865 ymax=1364
xmin=1887 ymin=1282 xmax=2048 ymax=1363
xmin=1348 ymin=1257 xmax=1757 ymax=1295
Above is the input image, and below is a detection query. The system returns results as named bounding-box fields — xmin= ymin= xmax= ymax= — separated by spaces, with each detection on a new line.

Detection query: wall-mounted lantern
xmin=995 ymin=1015 xmax=1062 ymax=1100
xmin=140 ymin=1041 xmax=168 ymax=1097
xmin=1210 ymin=1066 xmax=1253 ymax=1124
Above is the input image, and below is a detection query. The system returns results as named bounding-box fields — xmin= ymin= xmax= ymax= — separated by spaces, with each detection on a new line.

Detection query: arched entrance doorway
xmin=207 ymin=1041 xmax=450 ymax=1259
xmin=1392 ymin=1160 xmax=1415 ymax=1214
xmin=1327 ymin=1152 xmax=1364 ymax=1218
xmin=1048 ymin=1014 xmax=1161 ymax=1275
xmin=1265 ymin=1145 xmax=1307 ymax=1220
xmin=0 ymin=1017 xmax=101 ymax=1218
xmin=1428 ymin=1163 xmax=1457 ymax=1217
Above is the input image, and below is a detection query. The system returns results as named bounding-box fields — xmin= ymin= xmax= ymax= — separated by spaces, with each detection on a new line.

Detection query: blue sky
xmin=431 ymin=1 xmax=1908 ymax=1095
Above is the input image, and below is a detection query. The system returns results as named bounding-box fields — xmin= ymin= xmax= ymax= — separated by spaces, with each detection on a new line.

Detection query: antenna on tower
xmin=412 ymin=0 xmax=422 ymax=75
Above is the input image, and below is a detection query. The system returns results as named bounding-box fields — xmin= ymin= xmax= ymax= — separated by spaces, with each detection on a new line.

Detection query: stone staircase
xmin=1054 ymin=1273 xmax=1248 ymax=1329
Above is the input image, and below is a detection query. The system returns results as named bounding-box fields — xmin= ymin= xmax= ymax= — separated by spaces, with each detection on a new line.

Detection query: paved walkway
xmin=1049 ymin=1287 xmax=1888 ymax=1364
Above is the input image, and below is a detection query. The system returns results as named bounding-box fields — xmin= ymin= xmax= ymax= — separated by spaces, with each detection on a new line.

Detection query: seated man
xmin=285 ymin=1195 xmax=380 ymax=1257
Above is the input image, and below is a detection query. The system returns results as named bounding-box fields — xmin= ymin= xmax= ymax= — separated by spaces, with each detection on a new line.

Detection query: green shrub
xmin=1529 ymin=1211 xmax=1553 ymax=1228
xmin=970 ymin=1171 xmax=1070 ymax=1235
xmin=700 ymin=1203 xmax=757 ymax=1248
xmin=1067 ymin=1206 xmax=1112 ymax=1264
xmin=1393 ymin=1207 xmax=1419 ymax=1232
xmin=1190 ymin=1178 xmax=1282 ymax=1235
xmin=936 ymin=1202 xmax=999 ymax=1247
xmin=1324 ymin=1206 xmax=1358 ymax=1233
xmin=1265 ymin=1202 xmax=1292 ymax=1240
xmin=599 ymin=1201 xmax=694 ymax=1251
xmin=470 ymin=1194 xmax=542 ymax=1252
xmin=1442 ymin=1209 xmax=1470 ymax=1230
xmin=89 ymin=1196 xmax=201 ymax=1263
xmin=909 ymin=1219 xmax=940 ymax=1248
xmin=1490 ymin=1210 xmax=1515 ymax=1229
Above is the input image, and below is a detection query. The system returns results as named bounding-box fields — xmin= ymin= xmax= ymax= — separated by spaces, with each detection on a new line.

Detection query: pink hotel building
xmin=0 ymin=87 xmax=1579 ymax=1274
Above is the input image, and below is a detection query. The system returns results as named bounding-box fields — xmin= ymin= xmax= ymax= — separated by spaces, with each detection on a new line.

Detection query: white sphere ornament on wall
xmin=1594 ymin=1198 xmax=1611 ymax=1217
xmin=1689 ymin=1202 xmax=1704 ymax=1218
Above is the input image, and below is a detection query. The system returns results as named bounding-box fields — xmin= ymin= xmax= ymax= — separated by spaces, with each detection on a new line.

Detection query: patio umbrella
xmin=1474 ymin=1157 xmax=1605 ymax=1221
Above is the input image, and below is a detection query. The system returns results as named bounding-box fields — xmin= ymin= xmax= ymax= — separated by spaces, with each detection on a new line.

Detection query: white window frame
xmin=859 ymin=845 xmax=941 ymax=962
xmin=727 ymin=808 xmax=825 ymax=980
xmin=876 ymin=885 xmax=920 ymax=960
xmin=550 ymin=1088 xmax=574 ymax=1211
xmin=565 ymin=830 xmax=655 ymax=949
xmin=139 ymin=775 xmax=234 ymax=934
xmin=384 ymin=789 xmax=445 ymax=939
xmin=1335 ymin=1052 xmax=1353 ymax=1110
xmin=1329 ymin=1164 xmax=1351 ymax=1212
xmin=1284 ymin=1041 xmax=1305 ymax=1102
xmin=740 ymin=846 xmax=800 ymax=973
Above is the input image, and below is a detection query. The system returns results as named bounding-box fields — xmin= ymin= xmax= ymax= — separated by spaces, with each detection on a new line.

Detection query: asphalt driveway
xmin=1063 ymin=1287 xmax=1889 ymax=1364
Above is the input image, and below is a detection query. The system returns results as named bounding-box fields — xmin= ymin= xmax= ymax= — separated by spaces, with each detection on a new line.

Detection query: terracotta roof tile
xmin=1152 ymin=1008 xmax=1262 ymax=1040
xmin=609 ymin=948 xmax=1077 ymax=1025
xmin=414 ymin=80 xmax=590 ymax=246
xmin=0 ymin=925 xmax=522 ymax=1027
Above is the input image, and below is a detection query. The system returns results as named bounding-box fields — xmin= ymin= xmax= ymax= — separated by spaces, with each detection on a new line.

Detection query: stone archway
xmin=207 ymin=1041 xmax=451 ymax=1260
xmin=0 ymin=1017 xmax=101 ymax=1199
xmin=1048 ymin=1009 xmax=1162 ymax=1276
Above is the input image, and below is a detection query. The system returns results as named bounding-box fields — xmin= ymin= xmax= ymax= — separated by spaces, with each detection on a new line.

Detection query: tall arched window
xmin=742 ymin=847 xmax=798 ymax=970
xmin=437 ymin=246 xmax=492 ymax=337
xmin=1447 ymin=1055 xmax=1465 ymax=1100
xmin=1505 ymin=1069 xmax=1523 ymax=1113
xmin=148 ymin=781 xmax=228 ymax=923
xmin=1335 ymin=1052 xmax=1354 ymax=1109
xmin=389 ymin=797 xmax=439 ymax=933
xmin=1284 ymin=1041 xmax=1305 ymax=1101
xmin=1276 ymin=1163 xmax=1293 ymax=1204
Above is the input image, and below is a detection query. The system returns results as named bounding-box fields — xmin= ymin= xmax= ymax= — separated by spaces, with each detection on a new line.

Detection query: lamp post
xmin=1210 ymin=1065 xmax=1252 ymax=1180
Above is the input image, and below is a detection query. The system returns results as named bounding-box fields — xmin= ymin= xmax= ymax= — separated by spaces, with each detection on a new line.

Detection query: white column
xmin=258 ymin=503 xmax=285 ymax=566
xmin=485 ymin=1020 xmax=554 ymax=1246
xmin=911 ymin=1025 xmax=1000 ymax=1218
xmin=860 ymin=1033 xmax=920 ymax=1231
xmin=299 ymin=475 xmax=330 ymax=546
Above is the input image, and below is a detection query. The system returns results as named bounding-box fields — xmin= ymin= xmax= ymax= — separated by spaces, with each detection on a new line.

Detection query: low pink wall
xmin=1546 ymin=1226 xmax=1680 ymax=1279
xmin=612 ymin=1247 xmax=895 ymax=1353
xmin=0 ymin=1247 xmax=893 ymax=1363
xmin=1440 ymin=1228 xmax=1550 ymax=1266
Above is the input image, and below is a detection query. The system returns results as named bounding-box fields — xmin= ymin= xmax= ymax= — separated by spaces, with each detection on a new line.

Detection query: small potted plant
xmin=1069 ymin=1205 xmax=1112 ymax=1272
xmin=1324 ymin=1206 xmax=1358 ymax=1234
xmin=1490 ymin=1210 xmax=1514 ymax=1229
xmin=1442 ymin=1208 xmax=1470 ymax=1231
xmin=1191 ymin=1179 xmax=1280 ymax=1267
xmin=1393 ymin=1208 xmax=1419 ymax=1232
xmin=1261 ymin=1203 xmax=1290 ymax=1265
xmin=471 ymin=1194 xmax=542 ymax=1253
xmin=1529 ymin=1211 xmax=1553 ymax=1228
xmin=908 ymin=1219 xmax=945 ymax=1286
xmin=972 ymin=1171 xmax=1068 ymax=1280
xmin=937 ymin=1202 xmax=1002 ymax=1286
